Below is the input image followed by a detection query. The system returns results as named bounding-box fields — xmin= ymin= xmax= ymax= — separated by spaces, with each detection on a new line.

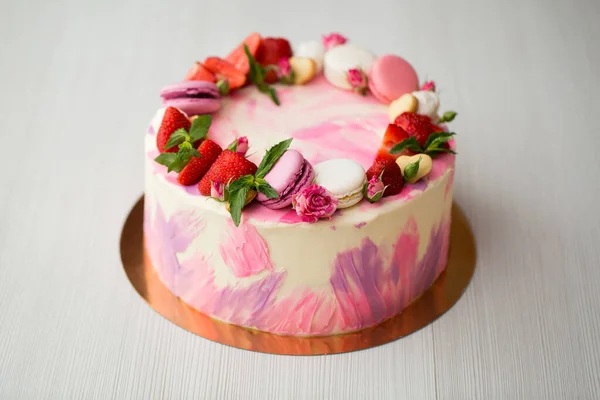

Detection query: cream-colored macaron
xmin=314 ymin=158 xmax=367 ymax=208
xmin=323 ymin=44 xmax=376 ymax=90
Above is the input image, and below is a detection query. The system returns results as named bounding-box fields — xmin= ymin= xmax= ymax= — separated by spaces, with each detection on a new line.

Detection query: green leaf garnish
xmin=423 ymin=132 xmax=455 ymax=150
xmin=154 ymin=153 xmax=177 ymax=167
xmin=229 ymin=175 xmax=255 ymax=193
xmin=189 ymin=115 xmax=212 ymax=143
xmin=244 ymin=44 xmax=280 ymax=106
xmin=255 ymin=178 xmax=278 ymax=199
xmin=403 ymin=157 xmax=421 ymax=181
xmin=255 ymin=138 xmax=293 ymax=178
xmin=427 ymin=148 xmax=457 ymax=155
xmin=165 ymin=128 xmax=188 ymax=150
xmin=228 ymin=185 xmax=250 ymax=227
xmin=437 ymin=111 xmax=457 ymax=124
xmin=389 ymin=137 xmax=423 ymax=154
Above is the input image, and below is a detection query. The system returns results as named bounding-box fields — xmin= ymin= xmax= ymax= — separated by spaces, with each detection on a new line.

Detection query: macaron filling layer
xmin=161 ymin=87 xmax=220 ymax=101
xmin=259 ymin=159 xmax=315 ymax=209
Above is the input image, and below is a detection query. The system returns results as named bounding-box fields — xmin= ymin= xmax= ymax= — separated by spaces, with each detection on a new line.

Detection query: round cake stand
xmin=120 ymin=196 xmax=476 ymax=356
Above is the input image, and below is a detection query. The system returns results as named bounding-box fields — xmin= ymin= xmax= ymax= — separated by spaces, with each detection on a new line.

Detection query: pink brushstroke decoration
xmin=145 ymin=192 xmax=451 ymax=335
xmin=219 ymin=219 xmax=274 ymax=277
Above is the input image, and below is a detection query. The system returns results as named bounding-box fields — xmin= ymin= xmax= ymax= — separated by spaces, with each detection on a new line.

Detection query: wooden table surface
xmin=1 ymin=0 xmax=599 ymax=398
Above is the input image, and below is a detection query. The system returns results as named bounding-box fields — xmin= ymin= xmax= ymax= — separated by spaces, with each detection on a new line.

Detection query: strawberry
xmin=393 ymin=112 xmax=438 ymax=147
xmin=156 ymin=107 xmax=191 ymax=153
xmin=366 ymin=159 xmax=404 ymax=197
xmin=225 ymin=33 xmax=262 ymax=75
xmin=185 ymin=62 xmax=216 ymax=82
xmin=203 ymin=57 xmax=246 ymax=90
xmin=198 ymin=150 xmax=258 ymax=195
xmin=256 ymin=37 xmax=293 ymax=83
xmin=176 ymin=140 xmax=222 ymax=186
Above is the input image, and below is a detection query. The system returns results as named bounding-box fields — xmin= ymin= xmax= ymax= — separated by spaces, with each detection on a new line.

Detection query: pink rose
xmin=277 ymin=57 xmax=292 ymax=81
xmin=365 ymin=174 xmax=385 ymax=203
xmin=421 ymin=80 xmax=436 ymax=92
xmin=292 ymin=184 xmax=338 ymax=223
xmin=211 ymin=181 xmax=225 ymax=201
xmin=322 ymin=33 xmax=348 ymax=50
xmin=236 ymin=136 xmax=249 ymax=156
xmin=346 ymin=68 xmax=368 ymax=95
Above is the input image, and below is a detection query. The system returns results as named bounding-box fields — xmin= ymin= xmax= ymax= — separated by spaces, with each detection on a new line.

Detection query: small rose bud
xmin=347 ymin=68 xmax=368 ymax=95
xmin=365 ymin=174 xmax=386 ymax=203
xmin=211 ymin=181 xmax=225 ymax=201
xmin=236 ymin=136 xmax=249 ymax=156
xmin=420 ymin=80 xmax=436 ymax=92
xmin=322 ymin=33 xmax=348 ymax=50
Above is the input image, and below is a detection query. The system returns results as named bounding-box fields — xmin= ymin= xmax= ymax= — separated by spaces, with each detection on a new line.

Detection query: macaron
xmin=257 ymin=150 xmax=315 ymax=209
xmin=295 ymin=40 xmax=326 ymax=73
xmin=160 ymin=81 xmax=221 ymax=116
xmin=323 ymin=44 xmax=376 ymax=90
xmin=368 ymin=55 xmax=419 ymax=104
xmin=314 ymin=158 xmax=366 ymax=208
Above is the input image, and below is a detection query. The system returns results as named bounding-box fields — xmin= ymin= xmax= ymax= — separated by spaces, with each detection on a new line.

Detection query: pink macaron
xmin=257 ymin=150 xmax=315 ymax=209
xmin=368 ymin=55 xmax=419 ymax=104
xmin=160 ymin=81 xmax=221 ymax=116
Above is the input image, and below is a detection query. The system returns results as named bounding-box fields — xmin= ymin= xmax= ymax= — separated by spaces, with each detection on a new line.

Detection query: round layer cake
xmin=144 ymin=34 xmax=456 ymax=336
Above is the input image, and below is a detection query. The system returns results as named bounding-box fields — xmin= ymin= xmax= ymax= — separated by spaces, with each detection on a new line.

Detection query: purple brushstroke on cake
xmin=354 ymin=222 xmax=367 ymax=229
xmin=145 ymin=201 xmax=451 ymax=335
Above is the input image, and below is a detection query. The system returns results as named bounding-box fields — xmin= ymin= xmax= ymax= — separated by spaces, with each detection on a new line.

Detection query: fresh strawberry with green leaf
xmin=156 ymin=107 xmax=191 ymax=153
xmin=393 ymin=112 xmax=436 ymax=147
xmin=390 ymin=111 xmax=458 ymax=157
xmin=154 ymin=115 xmax=212 ymax=174
xmin=375 ymin=124 xmax=414 ymax=162
xmin=198 ymin=150 xmax=258 ymax=196
xmin=176 ymin=139 xmax=222 ymax=185
xmin=203 ymin=57 xmax=247 ymax=90
xmin=256 ymin=37 xmax=293 ymax=83
xmin=366 ymin=159 xmax=404 ymax=197
xmin=225 ymin=138 xmax=293 ymax=226
xmin=225 ymin=33 xmax=262 ymax=75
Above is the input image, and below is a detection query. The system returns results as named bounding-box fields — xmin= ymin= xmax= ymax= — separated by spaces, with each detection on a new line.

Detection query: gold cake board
xmin=120 ymin=196 xmax=476 ymax=355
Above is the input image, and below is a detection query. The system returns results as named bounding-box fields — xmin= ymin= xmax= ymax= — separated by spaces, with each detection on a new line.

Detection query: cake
xmin=144 ymin=33 xmax=458 ymax=336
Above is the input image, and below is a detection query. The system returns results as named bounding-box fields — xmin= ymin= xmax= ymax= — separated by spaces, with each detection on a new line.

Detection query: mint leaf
xmin=245 ymin=44 xmax=280 ymax=106
xmin=228 ymin=175 xmax=255 ymax=193
xmin=390 ymin=137 xmax=423 ymax=154
xmin=259 ymin=84 xmax=280 ymax=106
xmin=255 ymin=138 xmax=293 ymax=178
xmin=404 ymin=157 xmax=421 ymax=181
xmin=189 ymin=148 xmax=201 ymax=159
xmin=423 ymin=132 xmax=455 ymax=150
xmin=427 ymin=148 xmax=457 ymax=155
xmin=154 ymin=153 xmax=177 ymax=167
xmin=165 ymin=128 xmax=188 ymax=150
xmin=437 ymin=111 xmax=457 ymax=124
xmin=189 ymin=115 xmax=212 ymax=143
xmin=255 ymin=178 xmax=278 ymax=199
xmin=217 ymin=79 xmax=230 ymax=96
xmin=228 ymin=185 xmax=250 ymax=227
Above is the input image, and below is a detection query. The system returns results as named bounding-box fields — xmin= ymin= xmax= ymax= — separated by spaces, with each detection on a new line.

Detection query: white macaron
xmin=314 ymin=158 xmax=366 ymax=209
xmin=323 ymin=44 xmax=376 ymax=90
xmin=412 ymin=90 xmax=440 ymax=121
xmin=295 ymin=40 xmax=326 ymax=73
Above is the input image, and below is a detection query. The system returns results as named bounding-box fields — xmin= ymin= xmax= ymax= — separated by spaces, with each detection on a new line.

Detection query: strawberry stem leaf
xmin=389 ymin=137 xmax=423 ymax=154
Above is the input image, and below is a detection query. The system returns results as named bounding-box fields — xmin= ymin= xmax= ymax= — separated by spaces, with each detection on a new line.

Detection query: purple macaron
xmin=257 ymin=150 xmax=315 ymax=209
xmin=160 ymin=81 xmax=221 ymax=116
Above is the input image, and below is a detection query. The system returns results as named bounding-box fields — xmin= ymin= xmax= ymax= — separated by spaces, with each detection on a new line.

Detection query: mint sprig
xmin=244 ymin=44 xmax=280 ymax=106
xmin=226 ymin=138 xmax=293 ymax=226
xmin=390 ymin=132 xmax=457 ymax=157
xmin=154 ymin=115 xmax=212 ymax=172
xmin=256 ymin=138 xmax=293 ymax=178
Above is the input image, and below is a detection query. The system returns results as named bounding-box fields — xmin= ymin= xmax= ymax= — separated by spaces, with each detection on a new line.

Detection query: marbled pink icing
xmin=144 ymin=201 xmax=451 ymax=335
xmin=219 ymin=219 xmax=274 ymax=277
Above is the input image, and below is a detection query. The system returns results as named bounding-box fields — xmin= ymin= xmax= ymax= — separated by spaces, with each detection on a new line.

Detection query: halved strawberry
xmin=156 ymin=107 xmax=191 ymax=153
xmin=203 ymin=57 xmax=246 ymax=90
xmin=198 ymin=150 xmax=258 ymax=195
xmin=366 ymin=159 xmax=404 ymax=197
xmin=394 ymin=112 xmax=437 ymax=147
xmin=185 ymin=62 xmax=216 ymax=82
xmin=225 ymin=33 xmax=262 ymax=75
xmin=256 ymin=37 xmax=293 ymax=83
xmin=177 ymin=140 xmax=222 ymax=185
xmin=375 ymin=124 xmax=414 ymax=162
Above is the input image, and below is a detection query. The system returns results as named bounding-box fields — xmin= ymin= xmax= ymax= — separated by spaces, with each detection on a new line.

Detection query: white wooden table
xmin=1 ymin=0 xmax=599 ymax=398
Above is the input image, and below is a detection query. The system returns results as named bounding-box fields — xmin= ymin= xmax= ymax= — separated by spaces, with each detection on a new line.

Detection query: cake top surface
xmin=147 ymin=32 xmax=458 ymax=226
